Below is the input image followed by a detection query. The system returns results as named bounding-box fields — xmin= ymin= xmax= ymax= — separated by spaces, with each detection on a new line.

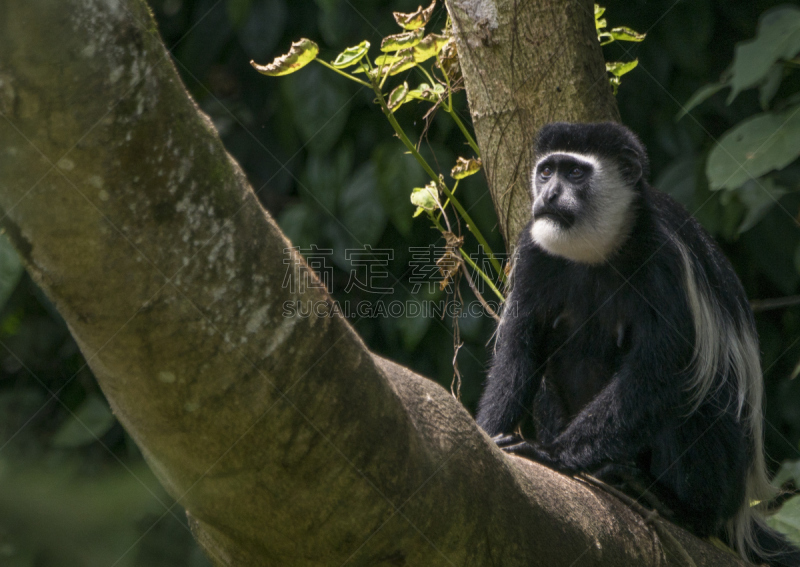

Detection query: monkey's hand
xmin=491 ymin=434 xmax=575 ymax=473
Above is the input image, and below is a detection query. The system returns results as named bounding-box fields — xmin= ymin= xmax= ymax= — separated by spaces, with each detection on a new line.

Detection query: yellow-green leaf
xmin=408 ymin=82 xmax=446 ymax=103
xmin=598 ymin=32 xmax=614 ymax=46
xmin=357 ymin=55 xmax=415 ymax=79
xmin=411 ymin=181 xmax=440 ymax=217
xmin=332 ymin=41 xmax=371 ymax=69
xmin=381 ymin=28 xmax=425 ymax=52
xmin=393 ymin=0 xmax=436 ymax=31
xmin=594 ymin=4 xmax=606 ymax=19
xmin=451 ymin=157 xmax=482 ymax=180
xmin=388 ymin=82 xmax=410 ymax=112
xmin=413 ymin=34 xmax=449 ymax=63
xmin=606 ymin=59 xmax=638 ymax=77
xmin=374 ymin=53 xmax=403 ymax=66
xmin=610 ymin=26 xmax=646 ymax=42
xmin=250 ymin=39 xmax=319 ymax=76
xmin=387 ymin=54 xmax=416 ymax=76
xmin=596 ymin=18 xmax=607 ymax=32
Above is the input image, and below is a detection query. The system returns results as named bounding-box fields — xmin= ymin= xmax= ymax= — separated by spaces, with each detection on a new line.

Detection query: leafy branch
xmin=250 ymin=0 xmax=505 ymax=303
xmin=595 ymin=4 xmax=645 ymax=94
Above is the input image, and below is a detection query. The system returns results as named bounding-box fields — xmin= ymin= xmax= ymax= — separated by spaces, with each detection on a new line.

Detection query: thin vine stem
xmin=372 ymin=84 xmax=504 ymax=279
xmin=418 ymin=64 xmax=437 ymax=87
xmin=437 ymin=180 xmax=458 ymax=223
xmin=459 ymin=249 xmax=505 ymax=302
xmin=435 ymin=53 xmax=479 ymax=156
xmin=446 ymin=108 xmax=480 ymax=157
xmin=315 ymin=59 xmax=372 ymax=88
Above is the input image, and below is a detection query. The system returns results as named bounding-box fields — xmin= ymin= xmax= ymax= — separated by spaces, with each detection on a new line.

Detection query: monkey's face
xmin=530 ymin=152 xmax=637 ymax=264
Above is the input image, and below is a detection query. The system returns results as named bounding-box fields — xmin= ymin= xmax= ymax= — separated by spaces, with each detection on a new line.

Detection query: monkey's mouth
xmin=533 ymin=202 xmax=575 ymax=227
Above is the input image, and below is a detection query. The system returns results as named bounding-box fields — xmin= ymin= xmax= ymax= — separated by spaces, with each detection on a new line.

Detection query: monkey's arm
xmin=504 ymin=312 xmax=689 ymax=471
xmin=475 ymin=300 xmax=542 ymax=437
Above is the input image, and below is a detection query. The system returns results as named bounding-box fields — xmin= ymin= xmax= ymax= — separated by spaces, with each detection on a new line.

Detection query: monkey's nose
xmin=543 ymin=184 xmax=562 ymax=204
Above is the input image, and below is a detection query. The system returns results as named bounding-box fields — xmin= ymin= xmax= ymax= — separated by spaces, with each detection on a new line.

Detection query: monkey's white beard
xmin=531 ymin=218 xmax=625 ymax=264
xmin=530 ymin=161 xmax=637 ymax=264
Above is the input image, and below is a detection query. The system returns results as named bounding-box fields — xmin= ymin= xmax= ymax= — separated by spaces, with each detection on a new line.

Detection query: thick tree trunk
xmin=446 ymin=0 xmax=620 ymax=249
xmin=0 ymin=0 xmax=742 ymax=565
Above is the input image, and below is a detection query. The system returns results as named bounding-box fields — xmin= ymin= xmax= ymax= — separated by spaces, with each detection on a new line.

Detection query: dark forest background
xmin=1 ymin=0 xmax=799 ymax=564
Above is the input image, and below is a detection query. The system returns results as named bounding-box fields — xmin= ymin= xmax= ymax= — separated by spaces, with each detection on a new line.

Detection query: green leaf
xmin=743 ymin=204 xmax=800 ymax=294
xmin=381 ymin=28 xmax=425 ymax=52
xmin=301 ymin=146 xmax=353 ymax=212
xmin=227 ymin=0 xmax=253 ymax=28
xmin=606 ymin=59 xmax=638 ymax=77
xmin=768 ymin=495 xmax=800 ymax=546
xmin=282 ymin=64 xmax=350 ymax=153
xmin=677 ymin=82 xmax=727 ymax=120
xmin=396 ymin=308 xmax=433 ymax=350
xmin=387 ymin=82 xmax=409 ymax=112
xmin=728 ymin=5 xmax=800 ymax=102
xmin=250 ymin=38 xmax=319 ymax=76
xmin=773 ymin=459 xmax=800 ymax=488
xmin=707 ymin=105 xmax=800 ymax=190
xmin=278 ymin=203 xmax=322 ymax=248
xmin=373 ymin=142 xmax=426 ymax=237
xmin=339 ymin=163 xmax=387 ymax=245
xmin=393 ymin=0 xmax=436 ymax=31
xmin=609 ymin=26 xmax=645 ymax=42
xmin=598 ymin=32 xmax=614 ymax=46
xmin=331 ymin=41 xmax=370 ymax=69
xmin=734 ymin=177 xmax=788 ymax=233
xmin=759 ymin=64 xmax=784 ymax=110
xmin=596 ymin=18 xmax=607 ymax=32
xmin=0 ymin=234 xmax=23 ymax=311
xmin=52 ymin=394 xmax=116 ymax=448
xmin=412 ymin=34 xmax=449 ymax=63
xmin=654 ymin=156 xmax=697 ymax=207
xmin=237 ymin=0 xmax=288 ymax=61
xmin=451 ymin=157 xmax=482 ymax=180
xmin=411 ymin=181 xmax=440 ymax=217
xmin=407 ymin=82 xmax=445 ymax=103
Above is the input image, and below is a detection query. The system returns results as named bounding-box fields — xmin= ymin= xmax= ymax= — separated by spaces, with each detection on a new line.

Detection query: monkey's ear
xmin=618 ymin=147 xmax=643 ymax=185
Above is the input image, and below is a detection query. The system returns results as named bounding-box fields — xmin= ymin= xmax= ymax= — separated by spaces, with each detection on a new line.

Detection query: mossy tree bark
xmin=0 ymin=0 xmax=743 ymax=565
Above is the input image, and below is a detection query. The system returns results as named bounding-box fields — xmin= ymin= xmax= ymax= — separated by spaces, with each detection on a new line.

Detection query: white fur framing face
xmin=530 ymin=152 xmax=637 ymax=264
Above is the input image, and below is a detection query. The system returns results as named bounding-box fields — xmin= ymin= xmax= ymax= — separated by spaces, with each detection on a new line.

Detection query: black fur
xmin=477 ymin=122 xmax=800 ymax=566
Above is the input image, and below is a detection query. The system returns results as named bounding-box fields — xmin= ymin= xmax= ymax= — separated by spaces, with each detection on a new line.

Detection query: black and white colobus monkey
xmin=476 ymin=122 xmax=800 ymax=566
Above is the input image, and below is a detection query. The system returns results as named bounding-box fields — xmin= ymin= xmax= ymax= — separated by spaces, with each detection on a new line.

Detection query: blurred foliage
xmin=2 ymin=0 xmax=800 ymax=563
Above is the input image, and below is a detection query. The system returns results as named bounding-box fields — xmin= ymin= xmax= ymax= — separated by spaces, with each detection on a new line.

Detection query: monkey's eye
xmin=540 ymin=167 xmax=553 ymax=178
xmin=569 ymin=167 xmax=584 ymax=178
